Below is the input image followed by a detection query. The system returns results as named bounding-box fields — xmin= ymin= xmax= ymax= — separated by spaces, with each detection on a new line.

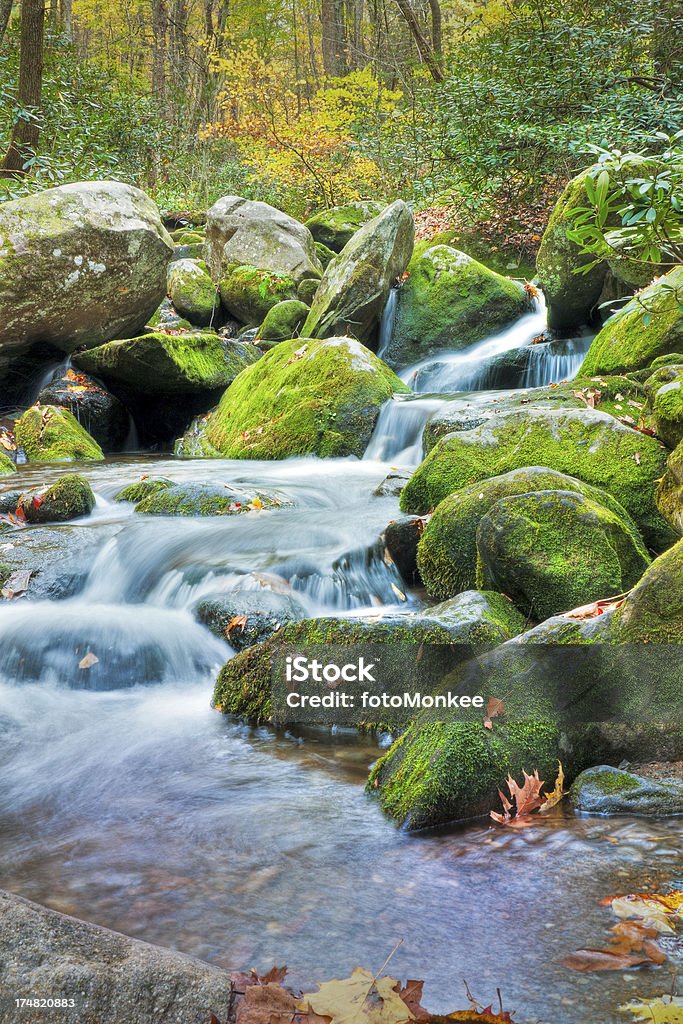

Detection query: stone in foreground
xmin=18 ymin=475 xmax=96 ymax=524
xmin=15 ymin=406 xmax=104 ymax=463
xmin=0 ymin=888 xmax=232 ymax=1024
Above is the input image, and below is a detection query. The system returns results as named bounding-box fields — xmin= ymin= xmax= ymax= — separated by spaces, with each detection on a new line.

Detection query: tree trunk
xmin=0 ymin=0 xmax=13 ymax=46
xmin=0 ymin=0 xmax=45 ymax=176
xmin=59 ymin=0 xmax=71 ymax=40
xmin=151 ymin=0 xmax=168 ymax=113
xmin=394 ymin=0 xmax=444 ymax=81
xmin=427 ymin=0 xmax=441 ymax=59
xmin=321 ymin=0 xmax=345 ymax=76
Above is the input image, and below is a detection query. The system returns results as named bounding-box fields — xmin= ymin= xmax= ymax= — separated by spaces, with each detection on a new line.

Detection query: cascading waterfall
xmin=376 ymin=287 xmax=399 ymax=360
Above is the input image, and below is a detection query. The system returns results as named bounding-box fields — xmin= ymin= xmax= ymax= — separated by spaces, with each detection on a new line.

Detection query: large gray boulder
xmin=302 ymin=200 xmax=414 ymax=345
xmin=304 ymin=200 xmax=386 ymax=252
xmin=0 ymin=889 xmax=232 ymax=1024
xmin=205 ymin=195 xmax=322 ymax=285
xmin=0 ymin=182 xmax=174 ymax=378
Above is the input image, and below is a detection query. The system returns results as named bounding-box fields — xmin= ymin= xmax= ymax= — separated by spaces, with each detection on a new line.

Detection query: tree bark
xmin=394 ymin=0 xmax=444 ymax=81
xmin=59 ymin=0 xmax=71 ymax=40
xmin=0 ymin=0 xmax=13 ymax=46
xmin=427 ymin=0 xmax=442 ymax=59
xmin=0 ymin=0 xmax=45 ymax=176
xmin=321 ymin=0 xmax=345 ymax=76
xmin=151 ymin=0 xmax=168 ymax=113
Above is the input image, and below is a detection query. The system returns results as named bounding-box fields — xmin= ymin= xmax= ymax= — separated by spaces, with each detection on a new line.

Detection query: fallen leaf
xmin=0 ymin=434 xmax=15 ymax=451
xmin=286 ymin=344 xmax=308 ymax=365
xmin=237 ymin=982 xmax=298 ymax=1024
xmin=250 ymin=496 xmax=264 ymax=510
xmin=634 ymin=452 xmax=641 ymax=465
xmin=226 ymin=614 xmax=248 ymax=635
xmin=394 ymin=980 xmax=430 ymax=1020
xmin=1 ymin=569 xmax=32 ymax=599
xmin=79 ymin=651 xmax=99 ymax=670
xmin=483 ymin=696 xmax=505 ymax=730
xmin=566 ymin=595 xmax=627 ymax=619
xmin=539 ymin=762 xmax=565 ymax=812
xmin=298 ymin=967 xmax=415 ymax=1024
xmin=490 ymin=769 xmax=545 ymax=825
xmin=619 ymin=995 xmax=683 ymax=1022
xmin=557 ymin=948 xmax=654 ymax=971
xmin=390 ymin=582 xmax=406 ymax=602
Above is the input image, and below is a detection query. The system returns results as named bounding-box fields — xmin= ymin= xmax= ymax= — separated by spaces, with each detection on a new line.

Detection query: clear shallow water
xmin=0 ymin=312 xmax=681 ymax=1023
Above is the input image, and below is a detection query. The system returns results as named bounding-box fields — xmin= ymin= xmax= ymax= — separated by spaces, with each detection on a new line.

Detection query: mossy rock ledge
xmin=178 ymin=336 xmax=410 ymax=460
xmin=18 ymin=474 xmax=96 ymax=524
xmin=400 ymin=406 xmax=674 ymax=551
xmin=15 ymin=406 xmax=104 ymax=463
xmin=418 ymin=466 xmax=649 ymax=602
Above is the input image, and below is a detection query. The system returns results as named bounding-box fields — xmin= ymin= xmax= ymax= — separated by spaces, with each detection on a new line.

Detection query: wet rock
xmin=0 ymin=489 xmax=21 ymax=512
xmin=114 ymin=477 xmax=174 ymax=503
xmin=15 ymin=405 xmax=104 ymax=463
xmin=644 ymin=363 xmax=683 ymax=449
xmin=401 ymin=407 xmax=674 ymax=551
xmin=656 ymin=440 xmax=683 ymax=534
xmin=133 ymin=482 xmax=283 ymax=516
xmin=206 ymin=195 xmax=322 ymax=285
xmin=0 ymin=889 xmax=232 ymax=1024
xmin=417 ymin=467 xmax=648 ymax=602
xmin=384 ymin=516 xmax=423 ymax=586
xmin=18 ymin=474 xmax=95 ymax=524
xmin=258 ymin=299 xmax=309 ymax=342
xmin=195 ymin=590 xmax=308 ymax=651
xmin=179 ymin=336 xmax=410 ymax=460
xmin=0 ymin=181 xmax=174 ymax=390
xmin=475 ymin=489 xmax=650 ymax=620
xmin=385 ymin=246 xmax=530 ymax=369
xmin=0 ymin=523 xmax=120 ymax=600
xmin=37 ymin=369 xmax=131 ymax=453
xmin=302 ymin=201 xmax=414 ymax=346
xmin=297 ymin=277 xmax=320 ymax=306
xmin=571 ymin=765 xmax=683 ymax=815
xmin=373 ymin=470 xmax=411 ymax=497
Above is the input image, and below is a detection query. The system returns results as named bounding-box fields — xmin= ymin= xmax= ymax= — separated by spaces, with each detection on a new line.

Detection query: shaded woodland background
xmin=1 ymin=0 xmax=682 ymax=247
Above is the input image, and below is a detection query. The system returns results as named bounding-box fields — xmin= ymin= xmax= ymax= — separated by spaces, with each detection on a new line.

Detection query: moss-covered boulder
xmin=384 ymin=246 xmax=530 ymax=369
xmin=314 ymin=242 xmax=336 ymax=269
xmin=401 ymin=407 xmax=674 ymax=550
xmin=656 ymin=440 xmax=683 ymax=534
xmin=146 ymin=297 xmax=193 ymax=332
xmin=37 ymin=369 xmax=131 ymax=453
xmin=571 ymin=765 xmax=683 ymax=815
xmin=297 ymin=278 xmax=320 ymax=306
xmin=73 ymin=331 xmax=260 ymax=396
xmin=167 ymin=258 xmax=218 ymax=327
xmin=0 ymin=452 xmax=15 ymax=476
xmin=213 ymin=596 xmax=524 ymax=725
xmin=644 ymin=364 xmax=683 ymax=449
xmin=0 ymin=182 xmax=174 ymax=386
xmin=195 ymin=590 xmax=308 ymax=652
xmin=613 ymin=538 xmax=683 ymax=642
xmin=181 ymin=336 xmax=410 ymax=460
xmin=219 ymin=265 xmax=298 ymax=325
xmin=536 ymin=169 xmax=608 ymax=332
xmin=418 ymin=467 xmax=648 ymax=601
xmin=579 ymin=266 xmax=683 ymax=376
xmin=114 ymin=478 xmax=174 ymax=503
xmin=206 ymin=196 xmax=322 ymax=285
xmin=302 ymin=201 xmax=414 ymax=345
xmin=18 ymin=474 xmax=95 ymax=524
xmin=15 ymin=406 xmax=104 ymax=462
xmin=305 ymin=201 xmax=386 ymax=252
xmin=134 ymin=482 xmax=282 ymax=516
xmin=258 ymin=299 xmax=309 ymax=342
xmin=475 ymin=489 xmax=650 ymax=619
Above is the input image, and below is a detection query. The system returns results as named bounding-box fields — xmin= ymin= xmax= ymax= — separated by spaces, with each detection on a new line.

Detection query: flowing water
xmin=0 ymin=308 xmax=681 ymax=1023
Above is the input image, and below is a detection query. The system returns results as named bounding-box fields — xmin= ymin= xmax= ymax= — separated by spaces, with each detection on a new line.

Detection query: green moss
xmin=0 ymin=562 xmax=11 ymax=585
xmin=474 ymin=489 xmax=650 ymax=619
xmin=114 ymin=478 xmax=174 ymax=503
xmin=401 ymin=407 xmax=674 ymax=551
xmin=0 ymin=451 xmax=15 ymax=476
xmin=418 ymin=467 xmax=648 ymax=601
xmin=219 ymin=264 xmax=297 ymax=325
xmin=134 ymin=482 xmax=281 ymax=516
xmin=305 ymin=201 xmax=386 ymax=252
xmin=575 ymin=767 xmax=641 ymax=796
xmin=186 ymin=336 xmax=409 ymax=460
xmin=386 ymin=245 xmax=530 ymax=368
xmin=644 ymin=366 xmax=683 ymax=449
xmin=167 ymin=259 xmax=218 ymax=327
xmin=19 ymin=474 xmax=95 ymax=523
xmin=297 ymin=278 xmax=320 ymax=306
xmin=536 ymin=168 xmax=608 ymax=332
xmin=15 ymin=405 xmax=104 ymax=463
xmin=73 ymin=332 xmax=260 ymax=394
xmin=580 ymin=266 xmax=683 ymax=376
xmin=258 ymin=299 xmax=309 ymax=341
xmin=314 ymin=242 xmax=336 ymax=269
xmin=613 ymin=538 xmax=683 ymax=642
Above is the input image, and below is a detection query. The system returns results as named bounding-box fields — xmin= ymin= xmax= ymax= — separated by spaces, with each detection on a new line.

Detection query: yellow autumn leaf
xmin=539 ymin=761 xmax=565 ymax=812
xmin=298 ymin=967 xmax=414 ymax=1024
xmin=611 ymin=891 xmax=683 ymax=933
xmin=250 ymin=496 xmax=264 ymax=510
xmin=620 ymin=995 xmax=683 ymax=1022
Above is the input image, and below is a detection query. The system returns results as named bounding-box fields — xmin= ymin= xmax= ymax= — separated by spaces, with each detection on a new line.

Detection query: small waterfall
xmin=518 ymin=336 xmax=592 ymax=388
xmin=364 ymin=395 xmax=447 ymax=464
xmin=376 ymin=287 xmax=399 ymax=360
xmin=402 ymin=299 xmax=547 ymax=393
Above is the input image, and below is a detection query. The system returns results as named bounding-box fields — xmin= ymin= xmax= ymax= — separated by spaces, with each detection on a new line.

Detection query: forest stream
xmin=1 ymin=300 xmax=681 ymax=1023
